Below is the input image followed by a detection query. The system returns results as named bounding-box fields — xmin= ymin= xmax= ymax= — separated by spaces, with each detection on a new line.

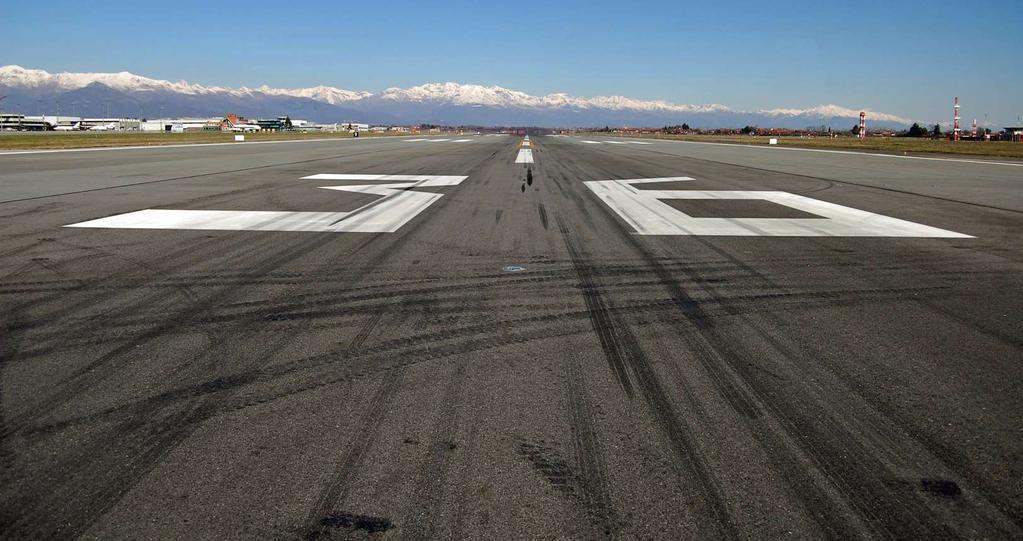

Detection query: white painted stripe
xmin=405 ymin=138 xmax=428 ymax=142
xmin=628 ymin=141 xmax=654 ymax=145
xmin=584 ymin=177 xmax=972 ymax=237
xmin=0 ymin=136 xmax=419 ymax=157
xmin=452 ymin=139 xmax=473 ymax=142
xmin=301 ymin=174 xmax=466 ymax=183
xmin=580 ymin=140 xmax=602 ymax=144
xmin=605 ymin=141 xmax=627 ymax=144
xmin=515 ymin=149 xmax=534 ymax=164
xmin=608 ymin=176 xmax=696 ymax=184
xmin=427 ymin=138 xmax=451 ymax=142
xmin=620 ymin=138 xmax=1023 ymax=168
xmin=66 ymin=209 xmax=355 ymax=232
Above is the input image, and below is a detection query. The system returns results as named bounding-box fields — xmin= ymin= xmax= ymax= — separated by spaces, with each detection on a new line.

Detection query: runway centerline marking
xmin=65 ymin=173 xmax=468 ymax=233
xmin=584 ymin=177 xmax=973 ymax=237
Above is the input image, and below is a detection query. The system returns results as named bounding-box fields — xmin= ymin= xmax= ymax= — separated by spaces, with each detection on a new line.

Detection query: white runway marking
xmin=575 ymin=140 xmax=651 ymax=145
xmin=427 ymin=138 xmax=451 ymax=142
xmin=516 ymin=149 xmax=534 ymax=164
xmin=585 ymin=177 xmax=973 ymax=237
xmin=67 ymin=174 xmax=468 ymax=233
xmin=301 ymin=174 xmax=466 ymax=182
xmin=405 ymin=138 xmax=428 ymax=142
xmin=452 ymin=139 xmax=473 ymax=142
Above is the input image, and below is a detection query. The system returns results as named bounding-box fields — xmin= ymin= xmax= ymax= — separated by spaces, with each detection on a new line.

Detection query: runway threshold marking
xmin=585 ymin=177 xmax=973 ymax=237
xmin=65 ymin=174 xmax=468 ymax=233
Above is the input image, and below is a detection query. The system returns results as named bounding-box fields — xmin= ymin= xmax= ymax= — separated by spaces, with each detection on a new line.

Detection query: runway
xmin=1 ymin=134 xmax=1020 ymax=538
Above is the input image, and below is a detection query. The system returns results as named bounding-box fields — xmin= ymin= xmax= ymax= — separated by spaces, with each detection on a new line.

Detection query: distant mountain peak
xmin=759 ymin=104 xmax=911 ymax=124
xmin=0 ymin=65 xmax=914 ymax=127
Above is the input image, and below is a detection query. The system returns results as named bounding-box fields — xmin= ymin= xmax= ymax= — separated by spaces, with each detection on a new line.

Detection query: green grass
xmin=0 ymin=130 xmax=419 ymax=150
xmin=592 ymin=133 xmax=1023 ymax=159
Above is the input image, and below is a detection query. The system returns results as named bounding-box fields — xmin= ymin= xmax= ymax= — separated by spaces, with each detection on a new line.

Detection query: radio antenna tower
xmin=953 ymin=97 xmax=961 ymax=141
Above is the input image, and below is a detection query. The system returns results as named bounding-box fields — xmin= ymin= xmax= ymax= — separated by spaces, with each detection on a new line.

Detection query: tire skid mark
xmin=2 ymin=149 xmax=500 ymax=538
xmin=560 ymin=348 xmax=623 ymax=536
xmin=9 ymin=234 xmax=385 ymax=537
xmin=3 ymin=231 xmax=354 ymax=432
xmin=545 ymin=149 xmax=865 ymax=535
xmin=302 ymin=142 xmax=511 ymax=536
xmin=556 ymin=214 xmax=740 ymax=539
xmin=399 ymin=360 xmax=469 ymax=540
xmin=637 ymin=207 xmax=1018 ymax=535
xmin=0 ymin=308 xmax=27 ymax=488
xmin=304 ymin=365 xmax=406 ymax=539
xmin=6 ymin=249 xmax=971 ymax=297
xmin=570 ymin=154 xmax=983 ymax=537
xmin=3 ymin=326 xmax=305 ymax=539
xmin=796 ymin=238 xmax=1023 ymax=529
xmin=21 ymin=285 xmax=953 ymax=438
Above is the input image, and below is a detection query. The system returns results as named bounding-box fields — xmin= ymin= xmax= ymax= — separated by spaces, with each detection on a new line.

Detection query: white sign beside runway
xmin=584 ymin=177 xmax=973 ymax=237
xmin=66 ymin=174 xmax=468 ymax=233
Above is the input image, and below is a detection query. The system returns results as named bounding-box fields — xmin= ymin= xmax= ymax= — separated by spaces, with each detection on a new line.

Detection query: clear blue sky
xmin=3 ymin=0 xmax=1020 ymax=124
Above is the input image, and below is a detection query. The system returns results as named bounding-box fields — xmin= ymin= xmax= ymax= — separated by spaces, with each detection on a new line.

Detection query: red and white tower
xmin=953 ymin=97 xmax=961 ymax=141
xmin=858 ymin=111 xmax=866 ymax=139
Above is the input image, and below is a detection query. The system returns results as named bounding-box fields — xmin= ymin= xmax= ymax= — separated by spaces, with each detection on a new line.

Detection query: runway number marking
xmin=65 ymin=174 xmax=468 ymax=233
xmin=584 ymin=177 xmax=973 ymax=237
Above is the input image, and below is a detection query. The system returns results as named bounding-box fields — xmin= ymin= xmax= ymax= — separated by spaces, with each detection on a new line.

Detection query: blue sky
xmin=3 ymin=0 xmax=1021 ymax=124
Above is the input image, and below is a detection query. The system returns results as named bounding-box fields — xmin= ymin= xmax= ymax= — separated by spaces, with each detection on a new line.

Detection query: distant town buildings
xmin=1 ymin=108 xmax=1021 ymax=141
xmin=0 ymin=110 xmax=420 ymax=134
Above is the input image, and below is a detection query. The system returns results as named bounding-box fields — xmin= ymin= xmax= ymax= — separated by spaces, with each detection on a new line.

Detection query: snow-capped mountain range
xmin=0 ymin=65 xmax=913 ymax=127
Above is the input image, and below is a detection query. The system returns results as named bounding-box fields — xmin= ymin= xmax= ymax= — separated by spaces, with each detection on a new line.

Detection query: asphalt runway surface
xmin=1 ymin=134 xmax=1021 ymax=539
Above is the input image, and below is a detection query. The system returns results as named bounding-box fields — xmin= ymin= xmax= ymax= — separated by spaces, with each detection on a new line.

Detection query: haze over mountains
xmin=0 ymin=65 xmax=913 ymax=128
